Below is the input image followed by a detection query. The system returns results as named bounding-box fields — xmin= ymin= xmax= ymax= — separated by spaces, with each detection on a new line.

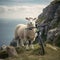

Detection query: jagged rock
xmin=46 ymin=28 xmax=60 ymax=45
xmin=1 ymin=45 xmax=7 ymax=50
xmin=6 ymin=46 xmax=18 ymax=57
xmin=47 ymin=28 xmax=58 ymax=41
xmin=49 ymin=5 xmax=60 ymax=29
xmin=38 ymin=2 xmax=60 ymax=21
xmin=10 ymin=39 xmax=17 ymax=47
xmin=37 ymin=0 xmax=60 ymax=46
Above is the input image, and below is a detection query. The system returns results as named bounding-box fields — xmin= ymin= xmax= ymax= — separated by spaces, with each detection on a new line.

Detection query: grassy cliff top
xmin=2 ymin=44 xmax=60 ymax=60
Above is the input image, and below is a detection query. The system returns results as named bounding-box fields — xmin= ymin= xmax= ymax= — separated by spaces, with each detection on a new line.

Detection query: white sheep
xmin=14 ymin=17 xmax=37 ymax=49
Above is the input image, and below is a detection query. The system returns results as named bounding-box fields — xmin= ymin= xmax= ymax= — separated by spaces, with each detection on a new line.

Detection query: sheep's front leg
xmin=17 ymin=40 xmax=20 ymax=47
xmin=30 ymin=41 xmax=34 ymax=49
xmin=20 ymin=39 xmax=24 ymax=47
xmin=26 ymin=40 xmax=29 ymax=50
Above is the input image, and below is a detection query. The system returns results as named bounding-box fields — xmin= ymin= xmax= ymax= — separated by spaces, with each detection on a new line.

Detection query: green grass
xmin=0 ymin=50 xmax=8 ymax=59
xmin=2 ymin=44 xmax=60 ymax=60
xmin=15 ymin=46 xmax=26 ymax=54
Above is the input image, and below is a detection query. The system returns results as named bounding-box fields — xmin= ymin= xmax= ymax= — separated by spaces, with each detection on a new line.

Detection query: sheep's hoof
xmin=26 ymin=46 xmax=29 ymax=50
xmin=26 ymin=48 xmax=30 ymax=51
xmin=30 ymin=45 xmax=34 ymax=50
xmin=26 ymin=47 xmax=29 ymax=50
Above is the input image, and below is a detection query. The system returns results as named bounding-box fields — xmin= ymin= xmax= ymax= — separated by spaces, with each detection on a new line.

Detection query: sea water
xmin=0 ymin=18 xmax=27 ymax=47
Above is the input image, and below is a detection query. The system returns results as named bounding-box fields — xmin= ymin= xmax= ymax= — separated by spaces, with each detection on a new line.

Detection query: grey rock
xmin=6 ymin=46 xmax=18 ymax=57
xmin=38 ymin=1 xmax=60 ymax=46
xmin=0 ymin=45 xmax=7 ymax=50
xmin=10 ymin=39 xmax=17 ymax=47
xmin=47 ymin=28 xmax=60 ymax=45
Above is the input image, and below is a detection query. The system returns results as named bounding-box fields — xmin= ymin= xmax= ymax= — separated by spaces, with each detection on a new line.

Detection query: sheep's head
xmin=25 ymin=17 xmax=37 ymax=27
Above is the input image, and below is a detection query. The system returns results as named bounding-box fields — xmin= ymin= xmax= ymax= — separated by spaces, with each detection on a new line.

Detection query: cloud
xmin=0 ymin=4 xmax=47 ymax=19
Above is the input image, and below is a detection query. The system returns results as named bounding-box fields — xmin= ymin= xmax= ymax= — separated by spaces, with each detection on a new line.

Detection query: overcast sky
xmin=0 ymin=0 xmax=53 ymax=19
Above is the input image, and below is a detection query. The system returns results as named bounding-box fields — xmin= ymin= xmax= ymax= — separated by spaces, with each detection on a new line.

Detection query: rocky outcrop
xmin=46 ymin=28 xmax=60 ymax=45
xmin=0 ymin=45 xmax=7 ymax=50
xmin=0 ymin=46 xmax=18 ymax=59
xmin=10 ymin=39 xmax=17 ymax=47
xmin=38 ymin=0 xmax=60 ymax=46
xmin=6 ymin=46 xmax=18 ymax=57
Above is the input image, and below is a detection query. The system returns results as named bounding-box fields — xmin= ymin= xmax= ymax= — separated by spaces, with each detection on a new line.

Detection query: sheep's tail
xmin=14 ymin=24 xmax=21 ymax=39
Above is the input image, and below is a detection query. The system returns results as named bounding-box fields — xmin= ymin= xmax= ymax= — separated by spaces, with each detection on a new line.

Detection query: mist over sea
xmin=0 ymin=18 xmax=27 ymax=47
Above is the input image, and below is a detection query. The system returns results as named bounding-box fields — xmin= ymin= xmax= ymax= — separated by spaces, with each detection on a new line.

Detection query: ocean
xmin=0 ymin=18 xmax=27 ymax=47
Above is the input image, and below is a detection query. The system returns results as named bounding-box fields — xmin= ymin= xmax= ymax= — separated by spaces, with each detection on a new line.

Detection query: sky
xmin=0 ymin=0 xmax=53 ymax=19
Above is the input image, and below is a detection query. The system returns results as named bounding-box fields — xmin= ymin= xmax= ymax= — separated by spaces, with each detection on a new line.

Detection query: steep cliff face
xmin=38 ymin=0 xmax=60 ymax=46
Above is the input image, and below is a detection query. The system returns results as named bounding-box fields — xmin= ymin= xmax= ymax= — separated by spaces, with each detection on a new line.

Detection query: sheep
xmin=14 ymin=17 xmax=37 ymax=49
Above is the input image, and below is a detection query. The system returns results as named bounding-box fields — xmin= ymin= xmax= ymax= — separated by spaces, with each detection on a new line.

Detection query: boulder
xmin=10 ymin=39 xmax=17 ymax=47
xmin=6 ymin=46 xmax=18 ymax=57
xmin=46 ymin=28 xmax=60 ymax=46
xmin=1 ymin=45 xmax=7 ymax=50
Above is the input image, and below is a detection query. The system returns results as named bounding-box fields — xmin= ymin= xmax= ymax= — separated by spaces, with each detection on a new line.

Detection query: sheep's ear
xmin=33 ymin=18 xmax=36 ymax=20
xmin=25 ymin=17 xmax=30 ymax=20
